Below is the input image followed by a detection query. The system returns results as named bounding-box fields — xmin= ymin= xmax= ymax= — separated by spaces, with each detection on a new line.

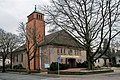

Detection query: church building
xmin=12 ymin=7 xmax=86 ymax=71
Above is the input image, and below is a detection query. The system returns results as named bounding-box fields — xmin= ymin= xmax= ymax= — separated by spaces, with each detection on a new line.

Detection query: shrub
xmin=18 ymin=64 xmax=23 ymax=69
xmin=77 ymin=62 xmax=82 ymax=68
xmin=95 ymin=65 xmax=101 ymax=70
xmin=77 ymin=61 xmax=88 ymax=68
xmin=60 ymin=63 xmax=69 ymax=70
xmin=81 ymin=61 xmax=88 ymax=68
xmin=114 ymin=64 xmax=120 ymax=67
xmin=13 ymin=64 xmax=23 ymax=69
xmin=5 ymin=64 xmax=10 ymax=69
xmin=49 ymin=62 xmax=58 ymax=71
xmin=13 ymin=65 xmax=19 ymax=69
xmin=49 ymin=62 xmax=69 ymax=71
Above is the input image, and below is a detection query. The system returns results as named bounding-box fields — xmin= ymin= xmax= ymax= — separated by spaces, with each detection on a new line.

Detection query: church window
xmin=21 ymin=54 xmax=23 ymax=62
xmin=75 ymin=50 xmax=77 ymax=55
xmin=63 ymin=48 xmax=65 ymax=54
xmin=57 ymin=48 xmax=59 ymax=54
xmin=61 ymin=48 xmax=62 ymax=53
xmin=68 ymin=49 xmax=72 ymax=55
xmin=16 ymin=54 xmax=18 ymax=62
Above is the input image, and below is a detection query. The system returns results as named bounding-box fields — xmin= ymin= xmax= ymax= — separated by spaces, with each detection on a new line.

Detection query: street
xmin=0 ymin=71 xmax=120 ymax=80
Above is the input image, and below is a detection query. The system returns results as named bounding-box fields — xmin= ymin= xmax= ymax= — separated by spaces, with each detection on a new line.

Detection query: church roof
xmin=40 ymin=30 xmax=83 ymax=48
xmin=12 ymin=44 xmax=26 ymax=55
xmin=14 ymin=30 xmax=83 ymax=52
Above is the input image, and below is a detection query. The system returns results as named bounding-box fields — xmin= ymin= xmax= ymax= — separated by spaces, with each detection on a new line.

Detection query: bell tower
xmin=26 ymin=5 xmax=45 ymax=70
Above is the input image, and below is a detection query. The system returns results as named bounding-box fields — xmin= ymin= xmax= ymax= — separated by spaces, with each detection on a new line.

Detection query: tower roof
xmin=27 ymin=5 xmax=44 ymax=17
xmin=33 ymin=5 xmax=41 ymax=13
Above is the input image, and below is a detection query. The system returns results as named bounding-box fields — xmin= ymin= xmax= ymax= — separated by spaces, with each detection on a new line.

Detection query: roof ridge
xmin=45 ymin=30 xmax=62 ymax=44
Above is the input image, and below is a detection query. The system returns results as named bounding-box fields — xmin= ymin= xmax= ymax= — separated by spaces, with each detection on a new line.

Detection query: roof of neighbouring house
xmin=94 ymin=53 xmax=109 ymax=59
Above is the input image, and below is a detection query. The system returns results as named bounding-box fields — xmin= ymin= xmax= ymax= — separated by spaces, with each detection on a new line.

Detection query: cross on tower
xmin=35 ymin=5 xmax=37 ymax=11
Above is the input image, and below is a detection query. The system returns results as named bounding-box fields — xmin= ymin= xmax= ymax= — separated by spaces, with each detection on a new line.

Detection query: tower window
xmin=37 ymin=14 xmax=39 ymax=19
xmin=41 ymin=15 xmax=42 ymax=20
xmin=36 ymin=14 xmax=42 ymax=20
xmin=39 ymin=15 xmax=41 ymax=20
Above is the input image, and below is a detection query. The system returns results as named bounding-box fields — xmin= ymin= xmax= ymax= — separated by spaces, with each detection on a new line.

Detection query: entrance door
xmin=68 ymin=59 xmax=76 ymax=68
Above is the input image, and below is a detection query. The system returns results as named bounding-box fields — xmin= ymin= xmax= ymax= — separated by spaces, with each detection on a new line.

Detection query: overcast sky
xmin=0 ymin=0 xmax=50 ymax=34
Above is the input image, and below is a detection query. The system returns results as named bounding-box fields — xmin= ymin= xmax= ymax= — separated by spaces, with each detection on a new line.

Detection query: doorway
xmin=68 ymin=58 xmax=76 ymax=68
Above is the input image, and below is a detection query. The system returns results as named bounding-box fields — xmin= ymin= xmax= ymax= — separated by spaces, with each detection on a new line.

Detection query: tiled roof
xmin=14 ymin=30 xmax=83 ymax=52
xmin=13 ymin=44 xmax=26 ymax=53
xmin=40 ymin=30 xmax=83 ymax=48
xmin=27 ymin=10 xmax=44 ymax=18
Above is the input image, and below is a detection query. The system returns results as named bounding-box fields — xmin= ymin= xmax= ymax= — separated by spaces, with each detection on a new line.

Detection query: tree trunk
xmin=86 ymin=47 xmax=94 ymax=70
xmin=27 ymin=54 xmax=31 ymax=74
xmin=87 ymin=58 xmax=94 ymax=70
xmin=87 ymin=56 xmax=94 ymax=70
xmin=10 ymin=52 xmax=12 ymax=69
xmin=2 ymin=57 xmax=6 ymax=72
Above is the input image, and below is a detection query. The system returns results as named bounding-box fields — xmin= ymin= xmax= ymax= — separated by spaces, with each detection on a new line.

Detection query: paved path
xmin=0 ymin=67 xmax=120 ymax=80
xmin=0 ymin=71 xmax=120 ymax=80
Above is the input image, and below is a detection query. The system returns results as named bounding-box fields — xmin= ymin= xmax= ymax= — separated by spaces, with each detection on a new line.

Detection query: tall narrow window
xmin=63 ymin=48 xmax=65 ymax=55
xmin=68 ymin=49 xmax=72 ymax=55
xmin=41 ymin=15 xmax=42 ymax=20
xmin=37 ymin=14 xmax=39 ymax=19
xmin=79 ymin=50 xmax=81 ymax=56
xmin=39 ymin=15 xmax=41 ymax=20
xmin=21 ymin=54 xmax=23 ymax=62
xmin=16 ymin=54 xmax=18 ymax=62
xmin=75 ymin=50 xmax=77 ymax=55
xmin=61 ymin=48 xmax=62 ymax=53
xmin=57 ymin=48 xmax=59 ymax=55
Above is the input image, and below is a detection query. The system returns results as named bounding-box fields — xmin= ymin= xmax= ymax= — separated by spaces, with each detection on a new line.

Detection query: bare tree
xmin=0 ymin=28 xmax=6 ymax=72
xmin=9 ymin=34 xmax=21 ymax=69
xmin=18 ymin=22 xmax=41 ymax=74
xmin=0 ymin=28 xmax=20 ymax=72
xmin=41 ymin=0 xmax=120 ymax=69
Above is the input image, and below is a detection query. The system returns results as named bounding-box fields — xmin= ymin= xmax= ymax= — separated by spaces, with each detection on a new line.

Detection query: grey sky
xmin=0 ymin=0 xmax=50 ymax=34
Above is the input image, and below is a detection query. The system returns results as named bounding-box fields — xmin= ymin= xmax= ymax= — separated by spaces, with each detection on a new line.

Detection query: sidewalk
xmin=5 ymin=67 xmax=117 ymax=78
